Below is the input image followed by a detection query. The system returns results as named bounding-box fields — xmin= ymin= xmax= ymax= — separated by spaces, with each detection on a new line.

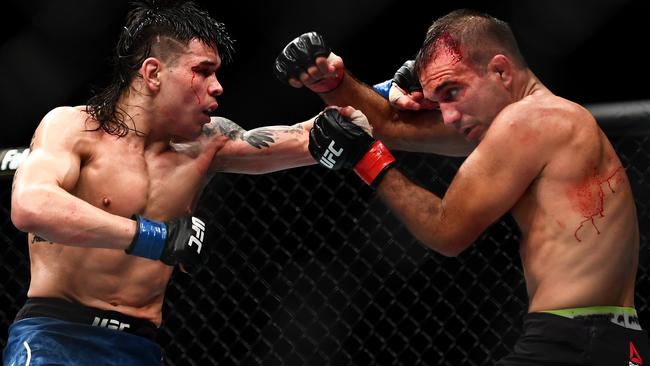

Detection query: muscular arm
xmin=320 ymin=69 xmax=474 ymax=156
xmin=274 ymin=34 xmax=472 ymax=155
xmin=204 ymin=116 xmax=316 ymax=174
xmin=11 ymin=107 xmax=135 ymax=249
xmin=375 ymin=113 xmax=548 ymax=256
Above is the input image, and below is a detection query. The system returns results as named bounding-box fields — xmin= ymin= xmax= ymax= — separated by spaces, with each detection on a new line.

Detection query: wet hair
xmin=415 ymin=9 xmax=526 ymax=76
xmin=85 ymin=0 xmax=235 ymax=137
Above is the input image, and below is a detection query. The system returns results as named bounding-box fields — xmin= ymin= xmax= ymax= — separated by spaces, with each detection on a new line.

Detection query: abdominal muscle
xmin=27 ymin=239 xmax=174 ymax=325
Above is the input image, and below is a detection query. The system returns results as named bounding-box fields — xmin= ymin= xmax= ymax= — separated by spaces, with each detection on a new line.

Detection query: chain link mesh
xmin=1 ymin=135 xmax=648 ymax=365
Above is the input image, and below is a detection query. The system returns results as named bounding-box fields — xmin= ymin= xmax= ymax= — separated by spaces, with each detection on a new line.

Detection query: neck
xmin=117 ymin=88 xmax=172 ymax=149
xmin=514 ymin=69 xmax=547 ymax=101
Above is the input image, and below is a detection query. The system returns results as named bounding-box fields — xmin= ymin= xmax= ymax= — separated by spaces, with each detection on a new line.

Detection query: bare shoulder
xmin=39 ymin=106 xmax=100 ymax=136
xmin=489 ymin=94 xmax=595 ymax=147
xmin=32 ymin=106 xmax=103 ymax=150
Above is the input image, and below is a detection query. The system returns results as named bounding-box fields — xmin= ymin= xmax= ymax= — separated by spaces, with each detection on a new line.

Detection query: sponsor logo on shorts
xmin=630 ymin=341 xmax=643 ymax=366
xmin=92 ymin=316 xmax=131 ymax=331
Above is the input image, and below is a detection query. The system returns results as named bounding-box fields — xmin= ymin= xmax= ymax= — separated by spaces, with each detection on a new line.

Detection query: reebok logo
xmin=319 ymin=141 xmax=343 ymax=169
xmin=630 ymin=341 xmax=643 ymax=366
xmin=92 ymin=316 xmax=130 ymax=331
xmin=188 ymin=217 xmax=205 ymax=254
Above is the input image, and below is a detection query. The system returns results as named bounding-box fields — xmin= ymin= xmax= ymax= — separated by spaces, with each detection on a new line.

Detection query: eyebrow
xmin=193 ymin=60 xmax=219 ymax=68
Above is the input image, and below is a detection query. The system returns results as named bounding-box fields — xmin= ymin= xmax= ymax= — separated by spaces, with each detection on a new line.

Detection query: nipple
xmin=102 ymin=197 xmax=111 ymax=206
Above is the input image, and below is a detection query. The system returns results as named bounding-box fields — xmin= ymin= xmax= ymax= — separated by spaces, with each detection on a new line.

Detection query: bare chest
xmin=73 ymin=143 xmax=213 ymax=220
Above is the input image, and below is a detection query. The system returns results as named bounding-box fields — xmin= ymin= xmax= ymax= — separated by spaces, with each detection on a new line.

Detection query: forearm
xmin=376 ymin=168 xmax=462 ymax=256
xmin=243 ymin=121 xmax=315 ymax=173
xmin=319 ymin=72 xmax=472 ymax=155
xmin=209 ymin=119 xmax=316 ymax=174
xmin=12 ymin=184 xmax=135 ymax=249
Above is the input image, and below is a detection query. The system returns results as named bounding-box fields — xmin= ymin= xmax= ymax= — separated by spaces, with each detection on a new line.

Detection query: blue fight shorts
xmin=3 ymin=298 xmax=163 ymax=366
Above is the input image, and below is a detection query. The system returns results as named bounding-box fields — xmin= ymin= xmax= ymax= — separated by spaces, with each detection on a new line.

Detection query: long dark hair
xmin=85 ymin=0 xmax=235 ymax=137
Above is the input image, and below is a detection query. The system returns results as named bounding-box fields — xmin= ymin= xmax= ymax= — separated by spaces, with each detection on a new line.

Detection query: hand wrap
xmin=126 ymin=215 xmax=207 ymax=272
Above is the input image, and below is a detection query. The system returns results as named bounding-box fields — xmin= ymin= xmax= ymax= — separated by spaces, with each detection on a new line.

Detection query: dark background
xmin=1 ymin=1 xmax=650 ymax=365
xmin=0 ymin=0 xmax=648 ymax=147
xmin=0 ymin=0 xmax=650 ymax=366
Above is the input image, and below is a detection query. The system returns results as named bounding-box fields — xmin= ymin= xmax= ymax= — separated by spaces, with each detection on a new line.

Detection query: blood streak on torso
xmin=569 ymin=166 xmax=624 ymax=242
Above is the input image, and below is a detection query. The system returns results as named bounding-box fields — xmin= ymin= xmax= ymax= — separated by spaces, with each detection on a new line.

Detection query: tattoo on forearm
xmin=208 ymin=117 xmax=304 ymax=149
xmin=243 ymin=129 xmax=275 ymax=149
xmin=208 ymin=117 xmax=244 ymax=140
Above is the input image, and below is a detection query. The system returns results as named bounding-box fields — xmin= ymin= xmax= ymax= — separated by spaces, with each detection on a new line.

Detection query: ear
xmin=487 ymin=54 xmax=513 ymax=88
xmin=140 ymin=57 xmax=162 ymax=91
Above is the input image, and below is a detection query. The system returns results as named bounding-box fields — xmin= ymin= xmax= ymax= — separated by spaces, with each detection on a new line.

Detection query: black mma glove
xmin=373 ymin=59 xmax=421 ymax=100
xmin=126 ymin=215 xmax=207 ymax=273
xmin=393 ymin=60 xmax=422 ymax=94
xmin=274 ymin=32 xmax=343 ymax=93
xmin=310 ymin=108 xmax=396 ymax=186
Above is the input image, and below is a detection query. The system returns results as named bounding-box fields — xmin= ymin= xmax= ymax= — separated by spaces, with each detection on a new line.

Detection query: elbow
xmin=419 ymin=233 xmax=470 ymax=258
xmin=437 ymin=244 xmax=465 ymax=258
xmin=11 ymin=188 xmax=45 ymax=233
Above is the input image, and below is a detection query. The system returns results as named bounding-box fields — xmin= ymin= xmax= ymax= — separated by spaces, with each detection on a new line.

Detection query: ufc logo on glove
xmin=187 ymin=217 xmax=205 ymax=254
xmin=319 ymin=141 xmax=343 ymax=169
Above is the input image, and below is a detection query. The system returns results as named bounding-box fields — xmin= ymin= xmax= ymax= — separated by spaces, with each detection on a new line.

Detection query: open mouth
xmin=203 ymin=104 xmax=218 ymax=116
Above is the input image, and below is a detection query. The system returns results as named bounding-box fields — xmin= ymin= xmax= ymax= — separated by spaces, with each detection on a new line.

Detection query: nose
xmin=208 ymin=77 xmax=223 ymax=97
xmin=439 ymin=103 xmax=461 ymax=126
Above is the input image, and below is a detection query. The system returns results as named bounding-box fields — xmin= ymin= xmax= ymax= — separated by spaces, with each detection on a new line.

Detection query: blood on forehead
xmin=433 ymin=32 xmax=462 ymax=64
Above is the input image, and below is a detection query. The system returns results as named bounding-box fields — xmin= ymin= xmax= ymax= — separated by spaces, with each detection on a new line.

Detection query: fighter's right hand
xmin=126 ymin=215 xmax=207 ymax=273
xmin=374 ymin=60 xmax=438 ymax=111
xmin=310 ymin=107 xmax=396 ymax=187
xmin=274 ymin=32 xmax=345 ymax=93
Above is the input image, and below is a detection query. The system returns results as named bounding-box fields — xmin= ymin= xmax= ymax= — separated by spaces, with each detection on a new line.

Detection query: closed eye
xmin=192 ymin=65 xmax=218 ymax=78
xmin=440 ymin=87 xmax=460 ymax=102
